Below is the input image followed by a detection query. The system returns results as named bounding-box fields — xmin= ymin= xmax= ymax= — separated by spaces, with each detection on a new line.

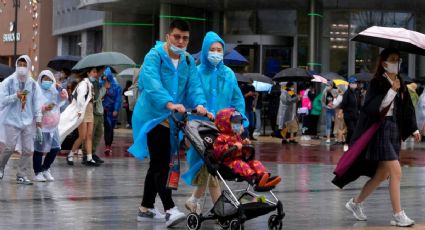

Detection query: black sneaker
xmin=92 ymin=154 xmax=104 ymax=164
xmin=85 ymin=159 xmax=100 ymax=167
xmin=81 ymin=156 xmax=87 ymax=165
xmin=66 ymin=156 xmax=74 ymax=166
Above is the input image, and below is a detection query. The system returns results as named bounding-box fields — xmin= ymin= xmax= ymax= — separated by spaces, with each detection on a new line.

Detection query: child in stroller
xmin=213 ymin=108 xmax=281 ymax=189
xmin=182 ymin=108 xmax=285 ymax=230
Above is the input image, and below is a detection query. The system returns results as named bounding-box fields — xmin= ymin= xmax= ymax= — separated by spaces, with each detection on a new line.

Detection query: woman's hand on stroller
xmin=242 ymin=138 xmax=251 ymax=145
xmin=166 ymin=102 xmax=186 ymax=113
xmin=195 ymin=105 xmax=207 ymax=115
xmin=234 ymin=142 xmax=243 ymax=150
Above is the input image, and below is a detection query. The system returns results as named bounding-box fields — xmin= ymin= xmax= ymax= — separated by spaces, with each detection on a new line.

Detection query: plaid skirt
xmin=366 ymin=116 xmax=400 ymax=161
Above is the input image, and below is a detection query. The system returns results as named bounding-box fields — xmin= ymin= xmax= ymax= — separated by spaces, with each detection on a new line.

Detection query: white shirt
xmin=171 ymin=58 xmax=179 ymax=69
xmin=380 ymin=73 xmax=397 ymax=116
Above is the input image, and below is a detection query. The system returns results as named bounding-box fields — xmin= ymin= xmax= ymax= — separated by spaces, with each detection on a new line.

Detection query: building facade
xmin=76 ymin=0 xmax=425 ymax=80
xmin=0 ymin=0 xmax=56 ymax=75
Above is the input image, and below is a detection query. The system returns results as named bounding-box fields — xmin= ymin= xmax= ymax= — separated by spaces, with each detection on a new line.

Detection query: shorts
xmin=83 ymin=102 xmax=94 ymax=123
xmin=193 ymin=165 xmax=220 ymax=188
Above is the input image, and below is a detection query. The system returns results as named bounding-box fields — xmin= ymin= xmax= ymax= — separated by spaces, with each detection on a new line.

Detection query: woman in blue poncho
xmin=182 ymin=31 xmax=246 ymax=214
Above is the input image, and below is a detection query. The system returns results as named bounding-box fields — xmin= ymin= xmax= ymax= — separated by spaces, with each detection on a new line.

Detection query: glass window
xmin=225 ymin=11 xmax=257 ymax=35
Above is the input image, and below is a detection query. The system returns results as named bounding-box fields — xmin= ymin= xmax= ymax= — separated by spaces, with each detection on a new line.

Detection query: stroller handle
xmin=171 ymin=109 xmax=214 ymax=125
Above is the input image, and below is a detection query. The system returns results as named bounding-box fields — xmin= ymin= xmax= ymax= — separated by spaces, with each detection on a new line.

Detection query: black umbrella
xmin=0 ymin=63 xmax=15 ymax=81
xmin=235 ymin=73 xmax=252 ymax=83
xmin=320 ymin=72 xmax=345 ymax=81
xmin=272 ymin=67 xmax=312 ymax=82
xmin=352 ymin=72 xmax=373 ymax=81
xmin=47 ymin=55 xmax=81 ymax=71
xmin=242 ymin=73 xmax=273 ymax=84
xmin=352 ymin=26 xmax=425 ymax=56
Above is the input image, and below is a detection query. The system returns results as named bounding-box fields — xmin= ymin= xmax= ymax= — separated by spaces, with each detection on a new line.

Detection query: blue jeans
xmin=325 ymin=108 xmax=335 ymax=136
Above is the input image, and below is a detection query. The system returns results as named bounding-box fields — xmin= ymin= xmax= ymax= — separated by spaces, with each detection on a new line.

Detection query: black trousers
xmin=306 ymin=115 xmax=320 ymax=136
xmin=344 ymin=116 xmax=358 ymax=144
xmin=104 ymin=113 xmax=114 ymax=146
xmin=33 ymin=148 xmax=60 ymax=174
xmin=141 ymin=125 xmax=175 ymax=211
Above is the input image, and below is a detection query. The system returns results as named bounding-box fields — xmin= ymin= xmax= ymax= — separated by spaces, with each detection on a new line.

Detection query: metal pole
xmin=13 ymin=0 xmax=20 ymax=63
xmin=308 ymin=0 xmax=316 ymax=72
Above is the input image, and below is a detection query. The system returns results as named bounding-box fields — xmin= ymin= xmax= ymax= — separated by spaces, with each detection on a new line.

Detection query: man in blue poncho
xmin=181 ymin=31 xmax=247 ymax=214
xmin=101 ymin=67 xmax=122 ymax=154
xmin=128 ymin=19 xmax=208 ymax=228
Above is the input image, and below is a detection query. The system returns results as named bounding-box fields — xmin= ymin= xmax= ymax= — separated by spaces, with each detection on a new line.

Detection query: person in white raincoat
xmin=32 ymin=70 xmax=68 ymax=182
xmin=61 ymin=67 xmax=98 ymax=167
xmin=416 ymin=91 xmax=425 ymax=135
xmin=0 ymin=55 xmax=44 ymax=185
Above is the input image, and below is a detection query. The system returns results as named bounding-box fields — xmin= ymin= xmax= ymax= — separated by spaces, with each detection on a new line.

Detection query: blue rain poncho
xmin=182 ymin=31 xmax=246 ymax=185
xmin=128 ymin=41 xmax=207 ymax=160
xmin=102 ymin=67 xmax=122 ymax=128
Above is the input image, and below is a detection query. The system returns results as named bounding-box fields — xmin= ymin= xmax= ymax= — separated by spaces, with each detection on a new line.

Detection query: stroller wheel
xmin=268 ymin=214 xmax=283 ymax=230
xmin=186 ymin=212 xmax=201 ymax=230
xmin=229 ymin=218 xmax=244 ymax=230
xmin=218 ymin=219 xmax=230 ymax=229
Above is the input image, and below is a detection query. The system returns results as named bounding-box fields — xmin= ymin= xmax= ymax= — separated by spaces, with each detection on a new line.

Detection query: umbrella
xmin=272 ymin=67 xmax=312 ymax=82
xmin=47 ymin=55 xmax=81 ymax=71
xmin=311 ymin=74 xmax=328 ymax=84
xmin=320 ymin=72 xmax=345 ymax=80
xmin=352 ymin=72 xmax=373 ymax=81
xmin=224 ymin=50 xmax=248 ymax=65
xmin=118 ymin=68 xmax=139 ymax=78
xmin=352 ymin=26 xmax=425 ymax=56
xmin=235 ymin=73 xmax=252 ymax=83
xmin=72 ymin=52 xmax=136 ymax=71
xmin=0 ymin=63 xmax=15 ymax=80
xmin=333 ymin=79 xmax=348 ymax=86
xmin=242 ymin=73 xmax=273 ymax=84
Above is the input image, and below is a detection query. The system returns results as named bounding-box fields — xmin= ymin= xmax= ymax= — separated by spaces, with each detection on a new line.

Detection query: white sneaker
xmin=185 ymin=199 xmax=201 ymax=214
xmin=165 ymin=206 xmax=186 ymax=227
xmin=345 ymin=198 xmax=367 ymax=221
xmin=33 ymin=173 xmax=47 ymax=182
xmin=343 ymin=144 xmax=349 ymax=152
xmin=326 ymin=138 xmax=331 ymax=144
xmin=390 ymin=210 xmax=415 ymax=227
xmin=137 ymin=207 xmax=165 ymax=223
xmin=42 ymin=170 xmax=54 ymax=181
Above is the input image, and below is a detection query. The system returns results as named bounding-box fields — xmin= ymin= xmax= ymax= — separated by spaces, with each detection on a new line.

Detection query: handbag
xmin=333 ymin=103 xmax=392 ymax=178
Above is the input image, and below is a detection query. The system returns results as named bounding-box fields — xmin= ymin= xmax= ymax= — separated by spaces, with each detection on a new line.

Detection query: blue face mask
xmin=231 ymin=123 xmax=242 ymax=134
xmin=41 ymin=80 xmax=53 ymax=90
xmin=169 ymin=43 xmax=186 ymax=56
xmin=207 ymin=52 xmax=223 ymax=66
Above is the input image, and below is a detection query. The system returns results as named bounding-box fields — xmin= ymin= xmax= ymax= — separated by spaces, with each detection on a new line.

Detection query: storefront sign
xmin=3 ymin=33 xmax=21 ymax=42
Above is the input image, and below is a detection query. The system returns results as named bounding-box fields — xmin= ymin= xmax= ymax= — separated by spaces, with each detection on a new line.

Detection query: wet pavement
xmin=0 ymin=129 xmax=425 ymax=230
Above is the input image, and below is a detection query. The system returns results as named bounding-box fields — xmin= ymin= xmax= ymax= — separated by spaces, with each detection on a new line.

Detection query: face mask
xmin=349 ymin=83 xmax=357 ymax=89
xmin=17 ymin=67 xmax=28 ymax=77
xmin=231 ymin=123 xmax=242 ymax=134
xmin=169 ymin=43 xmax=186 ymax=56
xmin=41 ymin=80 xmax=53 ymax=90
xmin=207 ymin=52 xmax=223 ymax=66
xmin=89 ymin=76 xmax=96 ymax=82
xmin=383 ymin=61 xmax=400 ymax=74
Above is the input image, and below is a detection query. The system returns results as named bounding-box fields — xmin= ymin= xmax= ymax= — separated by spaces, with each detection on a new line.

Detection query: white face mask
xmin=383 ymin=61 xmax=400 ymax=74
xmin=17 ymin=67 xmax=28 ymax=77
xmin=349 ymin=83 xmax=357 ymax=89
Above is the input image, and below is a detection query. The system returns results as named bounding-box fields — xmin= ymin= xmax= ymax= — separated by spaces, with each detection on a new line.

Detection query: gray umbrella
xmin=242 ymin=73 xmax=273 ymax=84
xmin=352 ymin=72 xmax=373 ymax=81
xmin=235 ymin=73 xmax=252 ymax=83
xmin=72 ymin=52 xmax=136 ymax=71
xmin=320 ymin=72 xmax=345 ymax=81
xmin=272 ymin=67 xmax=312 ymax=82
xmin=118 ymin=68 xmax=139 ymax=78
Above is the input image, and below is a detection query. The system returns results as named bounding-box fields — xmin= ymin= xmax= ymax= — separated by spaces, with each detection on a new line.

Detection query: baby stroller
xmin=172 ymin=112 xmax=285 ymax=230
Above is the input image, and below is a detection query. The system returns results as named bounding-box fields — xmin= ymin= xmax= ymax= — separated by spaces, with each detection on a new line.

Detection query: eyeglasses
xmin=171 ymin=34 xmax=189 ymax=42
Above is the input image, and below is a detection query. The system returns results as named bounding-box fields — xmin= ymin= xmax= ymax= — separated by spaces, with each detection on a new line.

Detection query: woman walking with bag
xmin=332 ymin=48 xmax=420 ymax=227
